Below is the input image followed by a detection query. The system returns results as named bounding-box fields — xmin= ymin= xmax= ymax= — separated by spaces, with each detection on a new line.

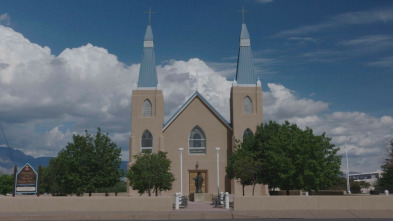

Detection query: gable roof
xmin=163 ymin=91 xmax=232 ymax=131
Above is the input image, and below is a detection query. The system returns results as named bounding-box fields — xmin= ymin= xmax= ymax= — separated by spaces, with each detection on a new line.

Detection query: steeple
xmin=137 ymin=9 xmax=158 ymax=88
xmin=235 ymin=7 xmax=256 ymax=85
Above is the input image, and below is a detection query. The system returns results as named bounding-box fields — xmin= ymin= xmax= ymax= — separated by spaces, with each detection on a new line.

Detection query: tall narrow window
xmin=243 ymin=96 xmax=252 ymax=114
xmin=243 ymin=128 xmax=254 ymax=140
xmin=189 ymin=126 xmax=206 ymax=154
xmin=141 ymin=130 xmax=153 ymax=153
xmin=143 ymin=99 xmax=152 ymax=117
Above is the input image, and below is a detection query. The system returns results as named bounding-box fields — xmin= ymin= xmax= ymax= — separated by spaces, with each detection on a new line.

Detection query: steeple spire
xmin=137 ymin=9 xmax=158 ymax=88
xmin=235 ymin=6 xmax=256 ymax=85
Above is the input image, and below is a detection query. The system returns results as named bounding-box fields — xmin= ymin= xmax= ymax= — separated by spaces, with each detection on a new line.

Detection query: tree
xmin=329 ymin=177 xmax=371 ymax=193
xmin=42 ymin=128 xmax=123 ymax=195
xmin=0 ymin=174 xmax=13 ymax=195
xmin=378 ymin=139 xmax=393 ymax=192
xmin=226 ymin=136 xmax=262 ymax=196
xmin=127 ymin=151 xmax=175 ymax=196
xmin=239 ymin=121 xmax=342 ymax=193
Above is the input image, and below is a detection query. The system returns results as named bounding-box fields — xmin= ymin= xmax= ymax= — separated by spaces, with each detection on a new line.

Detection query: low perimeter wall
xmin=0 ymin=196 xmax=172 ymax=213
xmin=234 ymin=196 xmax=393 ymax=211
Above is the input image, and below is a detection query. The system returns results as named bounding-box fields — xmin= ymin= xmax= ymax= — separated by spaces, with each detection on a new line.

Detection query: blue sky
xmin=4 ymin=0 xmax=392 ymax=116
xmin=1 ymin=0 xmax=393 ymax=173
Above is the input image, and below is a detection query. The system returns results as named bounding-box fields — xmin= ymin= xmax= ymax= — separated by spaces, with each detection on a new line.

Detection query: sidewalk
xmin=1 ymin=201 xmax=393 ymax=220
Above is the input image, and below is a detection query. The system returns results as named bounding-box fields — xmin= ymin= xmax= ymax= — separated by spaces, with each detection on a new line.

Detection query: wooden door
xmin=189 ymin=170 xmax=207 ymax=193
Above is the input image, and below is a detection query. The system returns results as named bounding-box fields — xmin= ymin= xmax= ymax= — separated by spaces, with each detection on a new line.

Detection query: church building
xmin=128 ymin=12 xmax=268 ymax=196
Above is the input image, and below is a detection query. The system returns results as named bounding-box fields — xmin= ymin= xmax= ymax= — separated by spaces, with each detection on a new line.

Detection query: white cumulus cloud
xmin=0 ymin=13 xmax=10 ymax=26
xmin=1 ymin=25 xmax=392 ymax=174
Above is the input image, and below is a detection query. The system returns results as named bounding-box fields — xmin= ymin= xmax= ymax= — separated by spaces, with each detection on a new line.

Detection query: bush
xmin=311 ymin=190 xmax=345 ymax=195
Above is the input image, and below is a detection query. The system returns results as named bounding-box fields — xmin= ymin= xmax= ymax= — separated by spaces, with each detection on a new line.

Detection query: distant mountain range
xmin=0 ymin=147 xmax=128 ymax=174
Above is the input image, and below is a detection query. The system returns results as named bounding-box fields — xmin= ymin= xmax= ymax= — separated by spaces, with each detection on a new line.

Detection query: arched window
xmin=189 ymin=126 xmax=206 ymax=154
xmin=243 ymin=128 xmax=254 ymax=140
xmin=141 ymin=130 xmax=153 ymax=153
xmin=243 ymin=96 xmax=252 ymax=114
xmin=143 ymin=99 xmax=152 ymax=117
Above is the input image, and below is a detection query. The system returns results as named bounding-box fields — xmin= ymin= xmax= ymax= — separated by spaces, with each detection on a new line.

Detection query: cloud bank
xmin=1 ymin=25 xmax=392 ymax=173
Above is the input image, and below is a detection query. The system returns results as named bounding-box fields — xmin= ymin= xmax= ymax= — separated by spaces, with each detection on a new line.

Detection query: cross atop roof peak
xmin=237 ymin=5 xmax=248 ymax=24
xmin=144 ymin=8 xmax=156 ymax=25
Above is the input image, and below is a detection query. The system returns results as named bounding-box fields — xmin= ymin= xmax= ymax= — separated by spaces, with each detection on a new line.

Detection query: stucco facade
xmin=128 ymin=18 xmax=268 ymax=196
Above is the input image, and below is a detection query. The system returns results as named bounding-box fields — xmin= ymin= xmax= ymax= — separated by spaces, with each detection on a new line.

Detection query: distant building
xmin=350 ymin=172 xmax=380 ymax=193
xmin=350 ymin=172 xmax=380 ymax=181
xmin=128 ymin=12 xmax=268 ymax=196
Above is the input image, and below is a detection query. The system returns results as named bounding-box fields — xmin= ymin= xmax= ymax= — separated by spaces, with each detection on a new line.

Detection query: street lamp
xmin=216 ymin=147 xmax=220 ymax=198
xmin=345 ymin=150 xmax=351 ymax=194
xmin=179 ymin=147 xmax=184 ymax=195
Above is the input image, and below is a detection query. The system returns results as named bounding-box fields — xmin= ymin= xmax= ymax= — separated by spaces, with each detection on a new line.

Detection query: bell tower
xmin=229 ymin=7 xmax=266 ymax=195
xmin=130 ymin=9 xmax=164 ymax=165
xmin=230 ymin=7 xmax=263 ymax=143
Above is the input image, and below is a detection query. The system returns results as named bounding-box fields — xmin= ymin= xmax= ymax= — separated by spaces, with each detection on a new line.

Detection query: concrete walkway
xmin=1 ymin=201 xmax=393 ymax=220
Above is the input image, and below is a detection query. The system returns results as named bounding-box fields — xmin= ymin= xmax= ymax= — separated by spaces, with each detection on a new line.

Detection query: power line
xmin=0 ymin=121 xmax=16 ymax=165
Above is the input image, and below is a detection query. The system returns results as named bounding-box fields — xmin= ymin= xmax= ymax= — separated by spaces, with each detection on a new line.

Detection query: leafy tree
xmin=358 ymin=180 xmax=371 ymax=189
xmin=237 ymin=121 xmax=342 ymax=194
xmin=0 ymin=174 xmax=13 ymax=195
xmin=90 ymin=130 xmax=123 ymax=194
xmin=226 ymin=136 xmax=262 ymax=196
xmin=96 ymin=180 xmax=127 ymax=194
xmin=39 ymin=166 xmax=49 ymax=194
xmin=127 ymin=151 xmax=175 ymax=196
xmin=378 ymin=139 xmax=393 ymax=192
xmin=43 ymin=128 xmax=123 ymax=195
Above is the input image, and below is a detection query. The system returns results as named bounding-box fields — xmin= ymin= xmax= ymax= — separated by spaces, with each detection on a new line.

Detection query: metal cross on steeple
xmin=237 ymin=5 xmax=247 ymax=24
xmin=144 ymin=8 xmax=156 ymax=25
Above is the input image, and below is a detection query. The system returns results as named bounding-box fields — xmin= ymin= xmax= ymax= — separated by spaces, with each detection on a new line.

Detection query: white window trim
xmin=140 ymin=147 xmax=153 ymax=153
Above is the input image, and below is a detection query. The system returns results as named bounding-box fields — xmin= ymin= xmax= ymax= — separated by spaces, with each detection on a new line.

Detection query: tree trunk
xmin=155 ymin=188 xmax=158 ymax=196
xmin=252 ymin=183 xmax=256 ymax=196
xmin=242 ymin=184 xmax=245 ymax=196
xmin=286 ymin=189 xmax=290 ymax=195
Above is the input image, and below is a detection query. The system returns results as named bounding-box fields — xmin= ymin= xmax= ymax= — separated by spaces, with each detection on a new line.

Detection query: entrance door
xmin=189 ymin=170 xmax=207 ymax=193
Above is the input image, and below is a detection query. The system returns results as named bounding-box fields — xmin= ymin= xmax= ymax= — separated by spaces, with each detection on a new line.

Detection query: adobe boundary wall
xmin=234 ymin=196 xmax=393 ymax=211
xmin=0 ymin=196 xmax=172 ymax=213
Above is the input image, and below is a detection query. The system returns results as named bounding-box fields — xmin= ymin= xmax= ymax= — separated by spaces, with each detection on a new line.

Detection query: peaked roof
xmin=235 ymin=22 xmax=256 ymax=85
xmin=163 ymin=91 xmax=232 ymax=131
xmin=137 ymin=24 xmax=158 ymax=88
xmin=144 ymin=25 xmax=153 ymax=41
xmin=240 ymin=23 xmax=250 ymax=39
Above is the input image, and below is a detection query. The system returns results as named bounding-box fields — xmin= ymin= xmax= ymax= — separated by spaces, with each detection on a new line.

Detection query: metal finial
xmin=144 ymin=8 xmax=156 ymax=25
xmin=237 ymin=5 xmax=247 ymax=24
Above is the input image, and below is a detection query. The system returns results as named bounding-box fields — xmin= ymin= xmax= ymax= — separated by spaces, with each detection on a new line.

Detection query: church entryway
xmin=189 ymin=170 xmax=207 ymax=193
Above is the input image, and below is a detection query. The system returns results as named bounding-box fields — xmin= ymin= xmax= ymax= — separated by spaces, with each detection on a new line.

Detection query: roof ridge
xmin=163 ymin=91 xmax=231 ymax=131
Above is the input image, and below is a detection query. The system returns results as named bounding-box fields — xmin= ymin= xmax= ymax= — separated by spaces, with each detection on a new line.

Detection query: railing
xmin=211 ymin=192 xmax=229 ymax=209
